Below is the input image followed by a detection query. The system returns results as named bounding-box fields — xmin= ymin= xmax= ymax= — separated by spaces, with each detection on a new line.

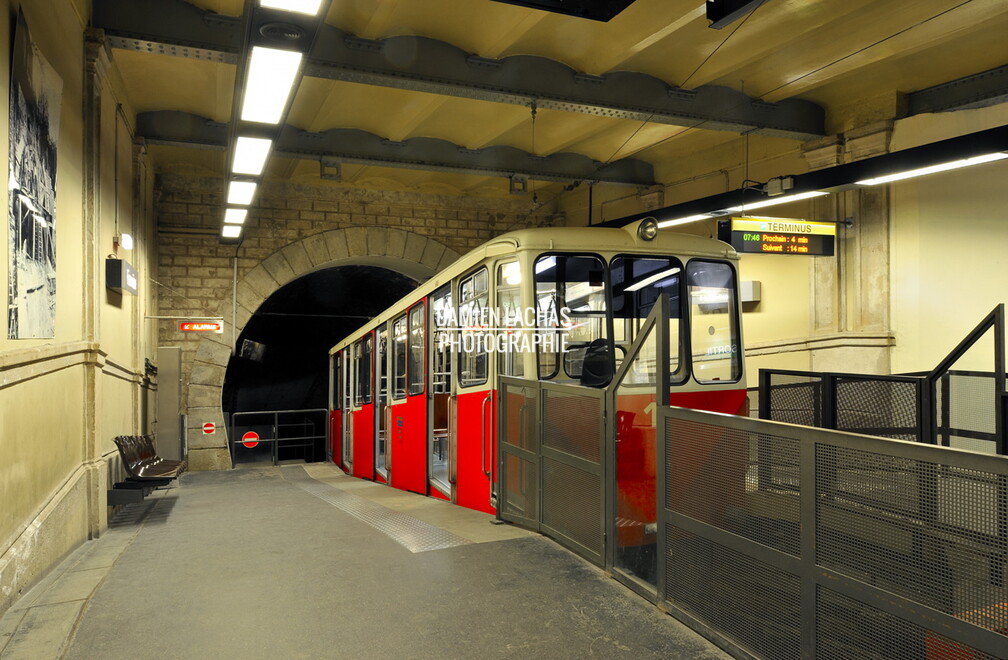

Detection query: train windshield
xmin=687 ymin=261 xmax=741 ymax=383
xmin=534 ymin=254 xmax=609 ymax=384
xmin=610 ymin=255 xmax=684 ymax=383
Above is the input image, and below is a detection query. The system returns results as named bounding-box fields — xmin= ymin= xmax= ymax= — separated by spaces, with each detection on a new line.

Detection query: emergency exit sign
xmin=180 ymin=320 xmax=224 ymax=333
xmin=719 ymin=217 xmax=836 ymax=256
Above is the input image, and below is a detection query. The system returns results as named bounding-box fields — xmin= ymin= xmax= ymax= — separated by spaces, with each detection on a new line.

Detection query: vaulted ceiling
xmin=96 ymin=0 xmax=1008 ymax=200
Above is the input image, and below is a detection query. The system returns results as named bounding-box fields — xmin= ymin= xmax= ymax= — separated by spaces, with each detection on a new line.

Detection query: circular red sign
xmin=202 ymin=422 xmax=215 ymax=434
xmin=241 ymin=431 xmax=260 ymax=449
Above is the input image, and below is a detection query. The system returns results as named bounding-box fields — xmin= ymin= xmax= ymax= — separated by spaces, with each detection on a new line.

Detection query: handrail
xmin=230 ymin=408 xmax=328 ymax=467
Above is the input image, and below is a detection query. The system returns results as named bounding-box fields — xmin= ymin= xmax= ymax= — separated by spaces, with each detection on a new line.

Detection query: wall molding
xmin=746 ymin=332 xmax=895 ymax=357
xmin=0 ymin=341 xmax=148 ymax=389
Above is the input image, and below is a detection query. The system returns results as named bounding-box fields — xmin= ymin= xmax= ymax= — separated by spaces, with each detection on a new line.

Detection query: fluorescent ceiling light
xmin=222 ymin=225 xmax=243 ymax=238
xmin=224 ymin=208 xmax=248 ymax=225
xmin=725 ymin=190 xmax=829 ymax=213
xmin=855 ymin=152 xmax=1008 ymax=186
xmin=232 ymin=137 xmax=272 ymax=176
xmin=625 ymin=267 xmax=681 ymax=292
xmin=241 ymin=47 xmax=303 ymax=124
xmin=657 ymin=214 xmax=712 ymax=229
xmin=227 ymin=181 xmax=257 ymax=206
xmin=260 ymin=0 xmax=322 ymax=15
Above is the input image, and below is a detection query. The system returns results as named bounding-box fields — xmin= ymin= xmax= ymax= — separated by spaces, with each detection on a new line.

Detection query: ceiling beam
xmin=906 ymin=64 xmax=1008 ymax=116
xmin=136 ymin=111 xmax=656 ymax=185
xmin=94 ymin=0 xmax=826 ymax=140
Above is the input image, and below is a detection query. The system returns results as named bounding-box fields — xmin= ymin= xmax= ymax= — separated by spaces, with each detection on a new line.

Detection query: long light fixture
xmin=855 ymin=152 xmax=1008 ymax=186
xmin=260 ymin=0 xmax=322 ymax=15
xmin=241 ymin=47 xmax=303 ymax=124
xmin=227 ymin=181 xmax=258 ymax=206
xmin=657 ymin=214 xmax=713 ymax=229
xmin=625 ymin=267 xmax=681 ymax=292
xmin=222 ymin=225 xmax=243 ymax=238
xmin=725 ymin=190 xmax=829 ymax=213
xmin=232 ymin=137 xmax=273 ymax=176
xmin=224 ymin=208 xmax=248 ymax=225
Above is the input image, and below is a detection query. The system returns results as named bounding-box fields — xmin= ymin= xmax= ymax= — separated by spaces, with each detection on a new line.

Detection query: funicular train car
xmin=327 ymin=219 xmax=747 ymax=555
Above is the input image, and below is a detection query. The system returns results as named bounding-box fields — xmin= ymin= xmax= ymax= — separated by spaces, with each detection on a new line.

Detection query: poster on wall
xmin=7 ymin=11 xmax=62 ymax=339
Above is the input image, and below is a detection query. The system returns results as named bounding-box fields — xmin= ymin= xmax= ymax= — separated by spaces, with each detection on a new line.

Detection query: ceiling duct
xmin=488 ymin=0 xmax=637 ymax=22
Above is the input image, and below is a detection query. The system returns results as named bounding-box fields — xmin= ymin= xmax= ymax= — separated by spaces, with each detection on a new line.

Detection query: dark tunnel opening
xmin=222 ymin=265 xmax=418 ymax=463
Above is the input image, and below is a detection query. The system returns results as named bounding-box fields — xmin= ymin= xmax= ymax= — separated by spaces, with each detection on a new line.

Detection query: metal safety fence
xmin=498 ymin=377 xmax=606 ymax=565
xmin=658 ymin=405 xmax=1008 ymax=660
xmin=760 ymin=304 xmax=1006 ymax=454
xmin=229 ymin=408 xmax=327 ymax=467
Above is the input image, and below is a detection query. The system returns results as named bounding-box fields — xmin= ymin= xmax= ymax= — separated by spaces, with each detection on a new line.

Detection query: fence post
xmin=823 ymin=375 xmax=837 ymax=430
xmin=758 ymin=369 xmax=770 ymax=420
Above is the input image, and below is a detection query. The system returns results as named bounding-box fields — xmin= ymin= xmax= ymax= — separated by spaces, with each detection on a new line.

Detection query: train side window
xmin=330 ymin=354 xmax=340 ymax=410
xmin=687 ymin=260 xmax=741 ymax=383
xmin=458 ymin=267 xmax=489 ymax=387
xmin=392 ymin=315 xmax=407 ymax=400
xmin=431 ymin=285 xmax=453 ymax=394
xmin=355 ymin=335 xmax=373 ymax=405
xmin=496 ymin=261 xmax=523 ymax=378
xmin=408 ymin=303 xmax=425 ymax=396
xmin=534 ymin=254 xmax=608 ymax=382
xmin=611 ymin=255 xmax=685 ymax=384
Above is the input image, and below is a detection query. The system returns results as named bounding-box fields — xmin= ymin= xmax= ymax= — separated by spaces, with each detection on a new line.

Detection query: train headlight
xmin=637 ymin=217 xmax=659 ymax=241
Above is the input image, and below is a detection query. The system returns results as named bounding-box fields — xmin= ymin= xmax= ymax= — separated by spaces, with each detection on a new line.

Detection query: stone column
xmin=82 ymin=29 xmax=112 ymax=537
xmin=803 ymin=122 xmax=895 ymax=374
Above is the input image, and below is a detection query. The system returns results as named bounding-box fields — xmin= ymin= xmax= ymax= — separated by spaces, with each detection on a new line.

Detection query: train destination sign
xmin=719 ymin=217 xmax=836 ymax=256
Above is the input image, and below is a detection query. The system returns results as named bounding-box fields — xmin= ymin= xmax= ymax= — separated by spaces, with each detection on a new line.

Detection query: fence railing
xmin=658 ymin=404 xmax=1008 ymax=659
xmin=760 ymin=304 xmax=1006 ymax=454
xmin=229 ymin=408 xmax=328 ymax=467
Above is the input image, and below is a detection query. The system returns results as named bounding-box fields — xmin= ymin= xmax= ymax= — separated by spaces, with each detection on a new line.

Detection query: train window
xmin=330 ymin=354 xmax=340 ymax=410
xmin=687 ymin=261 xmax=741 ymax=383
xmin=611 ymin=256 xmax=685 ymax=384
xmin=431 ymin=285 xmax=453 ymax=394
xmin=392 ymin=315 xmax=407 ymax=400
xmin=497 ymin=261 xmax=524 ymax=378
xmin=408 ymin=303 xmax=425 ymax=396
xmin=534 ymin=254 xmax=608 ymax=382
xmin=354 ymin=335 xmax=373 ymax=405
xmin=458 ymin=267 xmax=488 ymax=387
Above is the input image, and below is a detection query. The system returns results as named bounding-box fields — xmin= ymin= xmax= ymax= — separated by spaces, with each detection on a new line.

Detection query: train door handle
xmin=481 ymin=393 xmax=492 ymax=479
xmin=448 ymin=396 xmax=457 ymax=485
xmin=385 ymin=406 xmax=393 ymax=474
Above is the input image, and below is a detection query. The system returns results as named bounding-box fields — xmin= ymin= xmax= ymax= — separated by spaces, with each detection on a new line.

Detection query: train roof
xmin=329 ymin=219 xmax=737 ymax=355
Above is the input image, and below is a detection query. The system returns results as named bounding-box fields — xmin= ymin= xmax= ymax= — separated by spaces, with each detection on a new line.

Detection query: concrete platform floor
xmin=0 ymin=464 xmax=728 ymax=659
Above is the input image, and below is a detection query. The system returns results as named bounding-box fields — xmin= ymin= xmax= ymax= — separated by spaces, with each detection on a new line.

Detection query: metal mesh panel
xmin=816 ymin=587 xmax=1001 ymax=660
xmin=666 ymin=418 xmax=800 ymax=556
xmin=817 ymin=444 xmax=1008 ymax=628
xmin=765 ymin=373 xmax=823 ymax=426
xmin=665 ymin=527 xmax=801 ymax=660
xmin=938 ymin=371 xmax=1000 ymax=454
xmin=541 ymin=389 xmax=602 ymax=462
xmin=502 ymin=452 xmax=537 ymax=521
xmin=541 ymin=456 xmax=602 ymax=556
xmin=835 ymin=377 xmax=921 ymax=441
xmin=502 ymin=386 xmax=537 ymax=452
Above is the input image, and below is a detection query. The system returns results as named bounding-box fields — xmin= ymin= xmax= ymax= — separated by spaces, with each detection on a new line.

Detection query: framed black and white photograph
xmin=7 ymin=11 xmax=61 ymax=339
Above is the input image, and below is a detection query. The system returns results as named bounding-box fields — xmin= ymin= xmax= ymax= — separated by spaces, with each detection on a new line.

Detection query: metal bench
xmin=107 ymin=435 xmax=184 ymax=505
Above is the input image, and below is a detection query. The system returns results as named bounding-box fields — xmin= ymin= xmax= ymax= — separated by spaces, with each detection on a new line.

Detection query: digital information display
xmin=719 ymin=217 xmax=836 ymax=256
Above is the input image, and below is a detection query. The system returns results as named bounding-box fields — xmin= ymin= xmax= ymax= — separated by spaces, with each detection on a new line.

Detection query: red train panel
xmin=352 ymin=405 xmax=375 ymax=480
xmin=455 ymin=389 xmax=495 ymax=514
xmin=389 ymin=394 xmax=427 ymax=495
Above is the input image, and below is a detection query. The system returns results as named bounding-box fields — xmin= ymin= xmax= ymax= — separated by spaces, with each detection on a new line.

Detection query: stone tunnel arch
xmin=184 ymin=226 xmax=460 ymax=471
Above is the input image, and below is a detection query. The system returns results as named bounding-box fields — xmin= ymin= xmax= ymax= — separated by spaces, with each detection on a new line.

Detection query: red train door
xmin=429 ymin=285 xmax=453 ymax=502
xmin=351 ymin=333 xmax=375 ymax=480
xmin=454 ymin=267 xmax=495 ymax=513
xmin=340 ymin=347 xmax=352 ymax=473
xmin=390 ymin=303 xmax=427 ymax=494
xmin=329 ymin=353 xmax=341 ymax=464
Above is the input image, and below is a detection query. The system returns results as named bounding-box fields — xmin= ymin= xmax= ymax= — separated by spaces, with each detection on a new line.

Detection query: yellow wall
xmin=890 ymin=158 xmax=1008 ymax=374
xmin=0 ymin=0 xmax=159 ymax=609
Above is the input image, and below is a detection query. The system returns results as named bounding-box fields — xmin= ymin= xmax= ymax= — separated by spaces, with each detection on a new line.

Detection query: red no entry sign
xmin=242 ymin=431 xmax=260 ymax=448
xmin=202 ymin=422 xmax=215 ymax=434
